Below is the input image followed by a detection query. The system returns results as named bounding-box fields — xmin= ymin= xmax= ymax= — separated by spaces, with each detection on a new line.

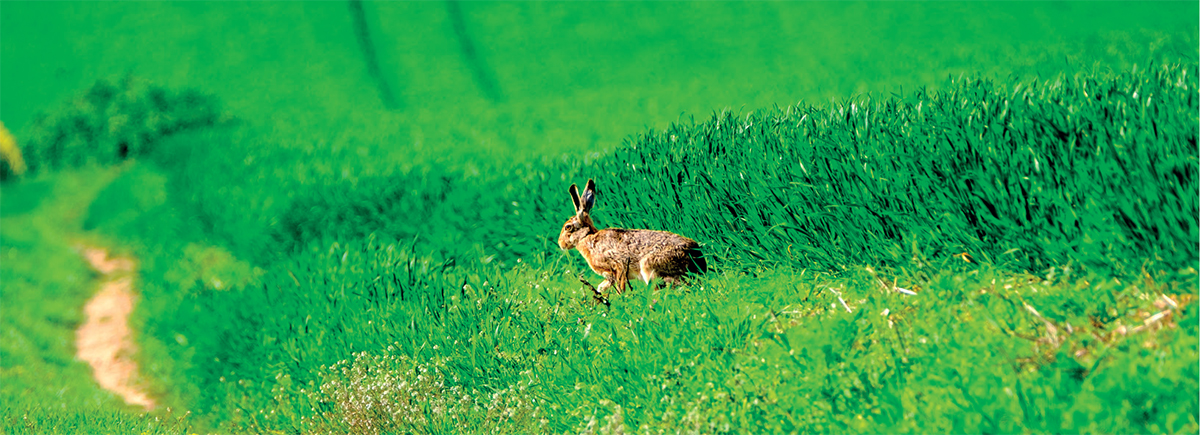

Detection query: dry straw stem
xmin=865 ymin=266 xmax=918 ymax=296
xmin=1125 ymin=293 xmax=1183 ymax=335
xmin=826 ymin=287 xmax=853 ymax=313
xmin=1022 ymin=301 xmax=1063 ymax=347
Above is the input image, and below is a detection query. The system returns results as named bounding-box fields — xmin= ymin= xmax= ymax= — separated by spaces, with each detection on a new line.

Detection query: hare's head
xmin=558 ymin=179 xmax=598 ymax=250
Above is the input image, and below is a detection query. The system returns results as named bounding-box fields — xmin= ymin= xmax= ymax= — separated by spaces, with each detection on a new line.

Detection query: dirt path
xmin=75 ymin=246 xmax=157 ymax=410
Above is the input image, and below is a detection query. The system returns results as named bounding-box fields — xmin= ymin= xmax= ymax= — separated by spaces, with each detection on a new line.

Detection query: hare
xmin=558 ymin=179 xmax=707 ymax=296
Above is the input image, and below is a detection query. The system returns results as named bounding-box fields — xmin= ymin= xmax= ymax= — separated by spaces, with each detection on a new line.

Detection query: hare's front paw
xmin=577 ymin=275 xmax=610 ymax=306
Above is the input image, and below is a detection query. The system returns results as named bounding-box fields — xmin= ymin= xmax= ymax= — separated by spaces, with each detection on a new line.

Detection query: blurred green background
xmin=5 ymin=1 xmax=1196 ymax=166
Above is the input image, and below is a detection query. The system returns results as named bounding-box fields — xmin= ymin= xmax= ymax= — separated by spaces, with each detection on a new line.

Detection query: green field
xmin=2 ymin=1 xmax=1197 ymax=433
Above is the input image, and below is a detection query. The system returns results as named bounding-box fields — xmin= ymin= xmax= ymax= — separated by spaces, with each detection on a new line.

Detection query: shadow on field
xmin=445 ymin=0 xmax=504 ymax=103
xmin=347 ymin=0 xmax=400 ymax=110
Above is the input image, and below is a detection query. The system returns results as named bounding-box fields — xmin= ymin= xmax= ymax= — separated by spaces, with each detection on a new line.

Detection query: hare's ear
xmin=569 ymin=183 xmax=582 ymax=213
xmin=581 ymin=179 xmax=596 ymax=212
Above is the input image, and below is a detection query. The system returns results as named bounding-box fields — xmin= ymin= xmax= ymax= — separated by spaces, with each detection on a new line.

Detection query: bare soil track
xmin=74 ymin=246 xmax=156 ymax=410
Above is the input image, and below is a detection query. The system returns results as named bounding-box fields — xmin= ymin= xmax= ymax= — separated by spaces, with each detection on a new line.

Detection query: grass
xmin=176 ymin=241 xmax=1198 ymax=433
xmin=39 ymin=64 xmax=1191 ymax=433
xmin=1 ymin=1 xmax=1197 ymax=433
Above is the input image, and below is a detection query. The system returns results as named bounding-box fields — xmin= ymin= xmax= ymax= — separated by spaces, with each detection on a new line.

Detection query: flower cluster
xmin=307 ymin=350 xmax=543 ymax=434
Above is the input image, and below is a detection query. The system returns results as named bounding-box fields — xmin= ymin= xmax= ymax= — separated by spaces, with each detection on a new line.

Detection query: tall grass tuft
xmin=585 ymin=63 xmax=1199 ymax=272
xmin=272 ymin=63 xmax=1198 ymax=273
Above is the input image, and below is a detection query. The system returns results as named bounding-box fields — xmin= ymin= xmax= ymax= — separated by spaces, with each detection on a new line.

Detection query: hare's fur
xmin=558 ymin=179 xmax=706 ymax=295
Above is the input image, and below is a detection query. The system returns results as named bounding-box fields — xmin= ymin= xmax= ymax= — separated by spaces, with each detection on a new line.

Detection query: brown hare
xmin=558 ymin=179 xmax=706 ymax=297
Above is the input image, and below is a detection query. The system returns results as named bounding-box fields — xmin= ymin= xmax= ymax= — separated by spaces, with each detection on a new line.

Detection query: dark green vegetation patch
xmin=10 ymin=77 xmax=223 ymax=179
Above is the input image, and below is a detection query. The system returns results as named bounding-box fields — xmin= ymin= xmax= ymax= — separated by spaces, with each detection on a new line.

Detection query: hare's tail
xmin=685 ymin=247 xmax=708 ymax=275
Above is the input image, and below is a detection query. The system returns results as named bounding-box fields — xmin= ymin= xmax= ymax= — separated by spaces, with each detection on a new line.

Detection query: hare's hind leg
xmin=637 ymin=257 xmax=659 ymax=285
xmin=611 ymin=261 xmax=633 ymax=295
xmin=656 ymin=275 xmax=682 ymax=290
